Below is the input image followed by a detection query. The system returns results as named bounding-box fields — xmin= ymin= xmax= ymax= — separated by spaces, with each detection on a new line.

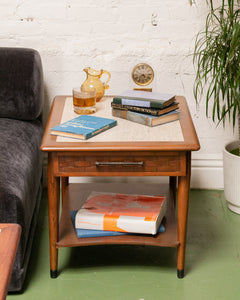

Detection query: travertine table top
xmin=56 ymin=97 xmax=184 ymax=142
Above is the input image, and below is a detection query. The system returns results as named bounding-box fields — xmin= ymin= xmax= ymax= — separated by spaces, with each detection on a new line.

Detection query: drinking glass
xmin=72 ymin=88 xmax=96 ymax=114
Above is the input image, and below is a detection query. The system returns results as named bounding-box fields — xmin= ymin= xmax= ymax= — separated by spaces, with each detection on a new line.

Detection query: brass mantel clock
xmin=132 ymin=63 xmax=154 ymax=86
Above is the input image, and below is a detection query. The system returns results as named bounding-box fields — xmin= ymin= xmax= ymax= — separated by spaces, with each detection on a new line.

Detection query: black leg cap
xmin=177 ymin=269 xmax=184 ymax=278
xmin=50 ymin=270 xmax=58 ymax=278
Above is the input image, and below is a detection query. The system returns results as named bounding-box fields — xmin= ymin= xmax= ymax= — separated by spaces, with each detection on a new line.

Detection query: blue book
xmin=71 ymin=210 xmax=165 ymax=238
xmin=51 ymin=115 xmax=117 ymax=140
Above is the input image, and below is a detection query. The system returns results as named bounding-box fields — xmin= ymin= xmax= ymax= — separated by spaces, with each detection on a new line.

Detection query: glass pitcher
xmin=81 ymin=67 xmax=111 ymax=102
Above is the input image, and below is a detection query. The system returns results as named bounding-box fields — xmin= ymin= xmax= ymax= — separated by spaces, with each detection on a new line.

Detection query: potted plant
xmin=193 ymin=0 xmax=240 ymax=213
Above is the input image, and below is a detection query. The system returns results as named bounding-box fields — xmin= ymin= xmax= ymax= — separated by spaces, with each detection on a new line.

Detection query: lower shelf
xmin=57 ymin=182 xmax=179 ymax=248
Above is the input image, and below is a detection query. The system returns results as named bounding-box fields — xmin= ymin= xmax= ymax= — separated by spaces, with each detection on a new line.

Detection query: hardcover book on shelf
xmin=112 ymin=108 xmax=179 ymax=127
xmin=75 ymin=191 xmax=167 ymax=235
xmin=50 ymin=115 xmax=117 ymax=140
xmin=111 ymin=102 xmax=179 ymax=116
xmin=113 ymin=90 xmax=176 ymax=109
xmin=71 ymin=210 xmax=165 ymax=238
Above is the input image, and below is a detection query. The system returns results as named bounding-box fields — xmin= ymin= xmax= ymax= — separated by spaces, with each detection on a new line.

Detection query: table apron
xmin=51 ymin=151 xmax=187 ymax=177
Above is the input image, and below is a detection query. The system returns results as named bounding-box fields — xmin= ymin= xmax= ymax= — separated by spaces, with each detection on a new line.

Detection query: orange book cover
xmin=75 ymin=191 xmax=167 ymax=235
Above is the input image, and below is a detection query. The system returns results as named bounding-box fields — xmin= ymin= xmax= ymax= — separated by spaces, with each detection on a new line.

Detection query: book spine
xmin=74 ymin=224 xmax=165 ymax=238
xmin=75 ymin=229 xmax=128 ymax=238
xmin=112 ymin=108 xmax=153 ymax=127
xmin=71 ymin=211 xmax=129 ymax=237
xmin=112 ymin=97 xmax=164 ymax=109
xmin=76 ymin=216 xmax=158 ymax=234
xmin=111 ymin=103 xmax=178 ymax=116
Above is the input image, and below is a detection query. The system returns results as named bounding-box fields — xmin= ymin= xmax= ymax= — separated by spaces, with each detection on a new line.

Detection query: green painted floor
xmin=8 ymin=189 xmax=240 ymax=300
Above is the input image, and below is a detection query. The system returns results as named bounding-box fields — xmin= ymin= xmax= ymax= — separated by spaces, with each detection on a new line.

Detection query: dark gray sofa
xmin=0 ymin=47 xmax=44 ymax=291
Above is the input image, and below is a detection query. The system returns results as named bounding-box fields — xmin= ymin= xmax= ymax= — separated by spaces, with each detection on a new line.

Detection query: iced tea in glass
xmin=72 ymin=88 xmax=96 ymax=114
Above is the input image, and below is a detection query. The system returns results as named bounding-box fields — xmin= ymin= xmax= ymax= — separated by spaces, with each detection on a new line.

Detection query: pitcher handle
xmin=101 ymin=70 xmax=111 ymax=90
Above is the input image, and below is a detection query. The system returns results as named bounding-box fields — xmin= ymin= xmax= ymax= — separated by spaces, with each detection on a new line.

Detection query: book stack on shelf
xmin=111 ymin=90 xmax=179 ymax=127
xmin=71 ymin=191 xmax=167 ymax=238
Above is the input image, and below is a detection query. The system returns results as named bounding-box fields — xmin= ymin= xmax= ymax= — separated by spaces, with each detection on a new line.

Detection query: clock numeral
xmin=132 ymin=64 xmax=154 ymax=86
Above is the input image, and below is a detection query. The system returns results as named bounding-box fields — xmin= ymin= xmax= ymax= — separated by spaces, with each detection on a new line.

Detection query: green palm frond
xmin=193 ymin=0 xmax=240 ymax=128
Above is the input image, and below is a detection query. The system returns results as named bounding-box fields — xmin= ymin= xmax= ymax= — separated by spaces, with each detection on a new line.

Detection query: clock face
xmin=132 ymin=63 xmax=154 ymax=86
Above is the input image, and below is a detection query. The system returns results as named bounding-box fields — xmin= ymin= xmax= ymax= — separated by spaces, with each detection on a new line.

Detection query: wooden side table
xmin=0 ymin=224 xmax=21 ymax=300
xmin=41 ymin=95 xmax=200 ymax=279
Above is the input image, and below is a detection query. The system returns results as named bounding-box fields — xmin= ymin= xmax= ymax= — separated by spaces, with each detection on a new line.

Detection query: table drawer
xmin=54 ymin=151 xmax=186 ymax=176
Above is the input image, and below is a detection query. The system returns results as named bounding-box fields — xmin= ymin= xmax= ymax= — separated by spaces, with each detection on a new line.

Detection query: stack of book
xmin=111 ymin=90 xmax=179 ymax=127
xmin=71 ymin=191 xmax=167 ymax=238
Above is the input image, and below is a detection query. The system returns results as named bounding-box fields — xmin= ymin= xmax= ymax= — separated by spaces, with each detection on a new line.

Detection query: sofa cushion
xmin=0 ymin=48 xmax=44 ymax=120
xmin=0 ymin=117 xmax=43 ymax=267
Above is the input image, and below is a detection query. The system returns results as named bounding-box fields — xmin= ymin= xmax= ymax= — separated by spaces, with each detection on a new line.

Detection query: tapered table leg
xmin=61 ymin=177 xmax=69 ymax=204
xmin=169 ymin=176 xmax=177 ymax=205
xmin=177 ymin=152 xmax=191 ymax=278
xmin=47 ymin=153 xmax=60 ymax=278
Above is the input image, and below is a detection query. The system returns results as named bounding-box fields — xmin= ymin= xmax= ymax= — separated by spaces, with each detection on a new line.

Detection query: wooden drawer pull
xmin=95 ymin=161 xmax=144 ymax=166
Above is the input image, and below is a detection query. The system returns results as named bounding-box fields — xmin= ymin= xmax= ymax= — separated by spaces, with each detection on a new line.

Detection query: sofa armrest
xmin=0 ymin=47 xmax=44 ymax=121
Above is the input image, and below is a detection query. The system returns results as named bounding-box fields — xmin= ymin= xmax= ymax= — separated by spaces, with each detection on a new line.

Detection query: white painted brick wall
xmin=0 ymin=0 xmax=236 ymax=188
